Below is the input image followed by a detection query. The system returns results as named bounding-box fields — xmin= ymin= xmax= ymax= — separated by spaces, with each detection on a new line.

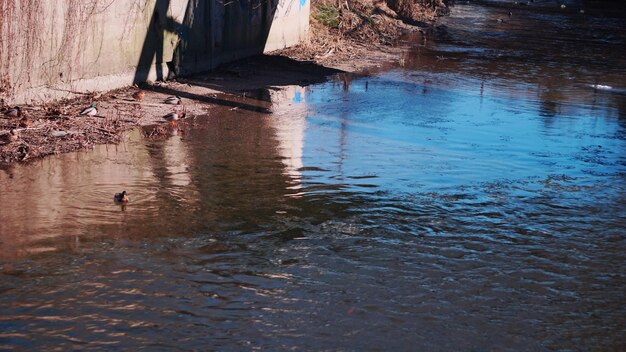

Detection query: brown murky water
xmin=1 ymin=1 xmax=625 ymax=350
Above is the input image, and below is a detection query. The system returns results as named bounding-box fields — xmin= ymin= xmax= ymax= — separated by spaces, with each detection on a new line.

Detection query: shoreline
xmin=0 ymin=1 xmax=443 ymax=165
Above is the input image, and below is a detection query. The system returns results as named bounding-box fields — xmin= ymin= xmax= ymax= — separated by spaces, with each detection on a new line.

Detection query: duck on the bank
xmin=165 ymin=95 xmax=182 ymax=105
xmin=4 ymin=107 xmax=21 ymax=118
xmin=80 ymin=103 xmax=98 ymax=116
xmin=0 ymin=130 xmax=19 ymax=145
xmin=133 ymin=90 xmax=145 ymax=101
xmin=19 ymin=117 xmax=32 ymax=128
xmin=113 ymin=190 xmax=130 ymax=203
xmin=163 ymin=110 xmax=187 ymax=121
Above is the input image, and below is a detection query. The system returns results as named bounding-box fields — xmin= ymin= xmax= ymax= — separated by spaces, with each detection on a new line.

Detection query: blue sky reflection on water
xmin=296 ymin=72 xmax=625 ymax=196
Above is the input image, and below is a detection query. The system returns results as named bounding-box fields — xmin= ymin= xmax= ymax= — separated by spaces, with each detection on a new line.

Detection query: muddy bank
xmin=0 ymin=57 xmax=343 ymax=163
xmin=0 ymin=54 xmax=387 ymax=164
xmin=278 ymin=0 xmax=448 ymax=71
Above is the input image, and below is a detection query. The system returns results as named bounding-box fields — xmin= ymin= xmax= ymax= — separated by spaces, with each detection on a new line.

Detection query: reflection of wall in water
xmin=0 ymin=130 xmax=176 ymax=259
xmin=269 ymin=86 xmax=307 ymax=180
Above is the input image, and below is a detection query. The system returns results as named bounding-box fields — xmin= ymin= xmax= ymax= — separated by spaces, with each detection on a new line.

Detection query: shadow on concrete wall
xmin=133 ymin=0 xmax=282 ymax=84
xmin=131 ymin=0 xmax=301 ymax=111
xmin=134 ymin=0 xmax=172 ymax=83
xmin=130 ymin=0 xmax=343 ymax=113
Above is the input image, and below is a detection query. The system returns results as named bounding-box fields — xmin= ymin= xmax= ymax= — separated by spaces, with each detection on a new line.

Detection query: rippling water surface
xmin=1 ymin=1 xmax=625 ymax=350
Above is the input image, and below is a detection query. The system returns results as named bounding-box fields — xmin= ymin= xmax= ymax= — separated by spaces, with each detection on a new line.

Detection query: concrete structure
xmin=0 ymin=0 xmax=309 ymax=105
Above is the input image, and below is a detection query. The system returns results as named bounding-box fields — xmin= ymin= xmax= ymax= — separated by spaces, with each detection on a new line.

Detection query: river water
xmin=1 ymin=1 xmax=625 ymax=350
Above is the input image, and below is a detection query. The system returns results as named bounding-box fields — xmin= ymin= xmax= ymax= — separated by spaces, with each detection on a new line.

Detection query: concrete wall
xmin=0 ymin=0 xmax=309 ymax=105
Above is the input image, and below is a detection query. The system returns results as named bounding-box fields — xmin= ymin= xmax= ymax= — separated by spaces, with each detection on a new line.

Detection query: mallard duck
xmin=0 ymin=130 xmax=18 ymax=145
xmin=163 ymin=111 xmax=187 ymax=121
xmin=132 ymin=90 xmax=145 ymax=101
xmin=80 ymin=103 xmax=97 ymax=116
xmin=19 ymin=117 xmax=32 ymax=128
xmin=113 ymin=190 xmax=130 ymax=203
xmin=164 ymin=95 xmax=182 ymax=105
xmin=4 ymin=107 xmax=21 ymax=118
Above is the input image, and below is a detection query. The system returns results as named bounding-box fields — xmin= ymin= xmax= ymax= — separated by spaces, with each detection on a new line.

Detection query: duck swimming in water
xmin=113 ymin=191 xmax=130 ymax=203
xmin=80 ymin=103 xmax=97 ymax=116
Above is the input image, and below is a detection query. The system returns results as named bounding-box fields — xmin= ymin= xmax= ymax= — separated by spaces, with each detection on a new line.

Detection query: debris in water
xmin=145 ymin=125 xmax=168 ymax=138
xmin=591 ymin=84 xmax=613 ymax=90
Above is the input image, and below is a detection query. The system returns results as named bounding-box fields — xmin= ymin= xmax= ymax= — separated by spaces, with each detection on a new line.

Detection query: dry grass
xmin=277 ymin=0 xmax=448 ymax=65
xmin=386 ymin=0 xmax=448 ymax=23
